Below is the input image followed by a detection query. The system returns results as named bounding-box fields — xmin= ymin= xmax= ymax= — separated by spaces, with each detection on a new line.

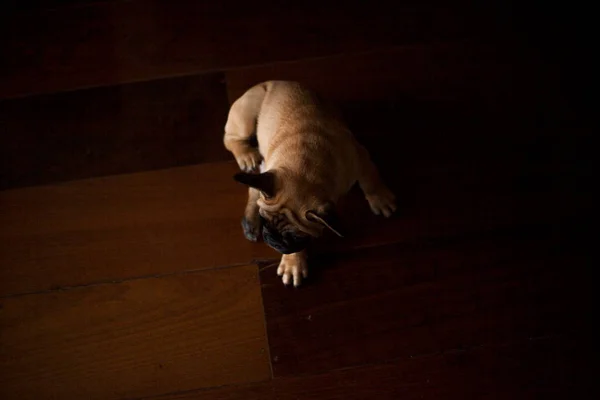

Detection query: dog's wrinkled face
xmin=234 ymin=170 xmax=343 ymax=254
xmin=257 ymin=188 xmax=332 ymax=254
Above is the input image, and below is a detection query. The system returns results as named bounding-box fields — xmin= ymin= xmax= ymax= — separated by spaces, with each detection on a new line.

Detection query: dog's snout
xmin=262 ymin=225 xmax=309 ymax=254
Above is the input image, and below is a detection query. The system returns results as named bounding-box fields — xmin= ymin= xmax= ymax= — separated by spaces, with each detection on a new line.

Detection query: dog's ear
xmin=233 ymin=171 xmax=277 ymax=198
xmin=306 ymin=206 xmax=344 ymax=238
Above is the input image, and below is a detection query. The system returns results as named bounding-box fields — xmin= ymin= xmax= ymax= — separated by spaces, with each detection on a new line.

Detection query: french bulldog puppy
xmin=224 ymin=81 xmax=395 ymax=286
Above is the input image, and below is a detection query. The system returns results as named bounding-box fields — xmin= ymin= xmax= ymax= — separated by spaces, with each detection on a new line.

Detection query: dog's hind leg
xmin=224 ymin=83 xmax=267 ymax=172
xmin=356 ymin=144 xmax=397 ymax=218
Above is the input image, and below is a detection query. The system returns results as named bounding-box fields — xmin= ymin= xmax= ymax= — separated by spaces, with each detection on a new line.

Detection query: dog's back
xmin=255 ymin=81 xmax=359 ymax=197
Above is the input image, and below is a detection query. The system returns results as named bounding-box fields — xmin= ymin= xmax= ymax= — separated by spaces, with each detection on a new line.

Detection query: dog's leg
xmin=224 ymin=84 xmax=267 ymax=172
xmin=356 ymin=144 xmax=397 ymax=217
xmin=242 ymin=187 xmax=262 ymax=242
xmin=277 ymin=250 xmax=308 ymax=287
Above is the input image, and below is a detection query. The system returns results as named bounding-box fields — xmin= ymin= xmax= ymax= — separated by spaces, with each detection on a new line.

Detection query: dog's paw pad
xmin=241 ymin=217 xmax=261 ymax=242
xmin=236 ymin=150 xmax=262 ymax=172
xmin=366 ymin=187 xmax=397 ymax=218
xmin=277 ymin=256 xmax=308 ymax=287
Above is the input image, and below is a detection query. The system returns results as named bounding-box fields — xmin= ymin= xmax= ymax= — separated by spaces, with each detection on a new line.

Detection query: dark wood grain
xmin=225 ymin=40 xmax=563 ymax=112
xmin=259 ymin=230 xmax=591 ymax=376
xmin=0 ymin=2 xmax=486 ymax=98
xmin=0 ymin=162 xmax=277 ymax=297
xmin=156 ymin=335 xmax=591 ymax=399
xmin=227 ymin=42 xmax=515 ymax=103
xmin=1 ymin=95 xmax=589 ymax=297
xmin=0 ymin=264 xmax=271 ymax=400
xmin=313 ymin=103 xmax=590 ymax=257
xmin=0 ymin=73 xmax=229 ymax=189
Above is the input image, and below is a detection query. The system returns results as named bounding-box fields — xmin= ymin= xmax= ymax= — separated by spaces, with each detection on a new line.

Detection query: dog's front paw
xmin=277 ymin=253 xmax=308 ymax=287
xmin=366 ymin=186 xmax=397 ymax=218
xmin=235 ymin=149 xmax=262 ymax=172
xmin=241 ymin=216 xmax=261 ymax=242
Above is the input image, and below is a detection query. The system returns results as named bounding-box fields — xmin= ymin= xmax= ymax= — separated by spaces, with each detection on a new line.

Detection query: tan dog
xmin=224 ymin=81 xmax=395 ymax=286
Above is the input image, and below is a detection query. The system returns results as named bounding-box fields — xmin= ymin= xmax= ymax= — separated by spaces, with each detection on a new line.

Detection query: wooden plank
xmin=0 ymin=162 xmax=277 ymax=297
xmin=3 ymin=0 xmax=107 ymax=13
xmin=156 ymin=335 xmax=591 ymax=399
xmin=0 ymin=150 xmax=567 ymax=298
xmin=0 ymin=0 xmax=103 ymax=14
xmin=310 ymin=116 xmax=589 ymax=256
xmin=0 ymin=264 xmax=271 ymax=400
xmin=0 ymin=2 xmax=483 ymax=98
xmin=226 ymin=42 xmax=503 ymax=103
xmin=1 ymin=103 xmax=588 ymax=297
xmin=225 ymin=41 xmax=560 ymax=107
xmin=1 ymin=84 xmax=589 ymax=296
xmin=0 ymin=73 xmax=230 ymax=189
xmin=259 ymin=231 xmax=591 ymax=376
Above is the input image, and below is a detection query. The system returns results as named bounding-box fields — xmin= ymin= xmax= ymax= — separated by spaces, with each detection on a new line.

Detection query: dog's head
xmin=234 ymin=170 xmax=343 ymax=254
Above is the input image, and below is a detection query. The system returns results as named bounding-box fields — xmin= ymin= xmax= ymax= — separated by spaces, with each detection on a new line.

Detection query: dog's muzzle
xmin=262 ymin=224 xmax=310 ymax=254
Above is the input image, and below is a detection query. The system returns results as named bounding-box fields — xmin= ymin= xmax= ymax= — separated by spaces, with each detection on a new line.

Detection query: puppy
xmin=224 ymin=81 xmax=395 ymax=286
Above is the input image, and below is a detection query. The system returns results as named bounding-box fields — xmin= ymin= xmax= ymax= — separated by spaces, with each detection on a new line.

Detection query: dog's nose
xmin=262 ymin=227 xmax=306 ymax=254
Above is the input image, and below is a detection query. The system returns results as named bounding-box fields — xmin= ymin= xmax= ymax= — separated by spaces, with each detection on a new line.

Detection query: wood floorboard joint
xmin=0 ymin=261 xmax=256 ymax=299
xmin=126 ymin=377 xmax=275 ymax=400
xmin=2 ymin=217 xmax=581 ymax=298
xmin=256 ymin=266 xmax=277 ymax=380
xmin=220 ymin=38 xmax=479 ymax=77
xmin=270 ymin=332 xmax=576 ymax=381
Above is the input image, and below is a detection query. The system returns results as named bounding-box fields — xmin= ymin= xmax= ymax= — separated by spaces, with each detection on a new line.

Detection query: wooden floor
xmin=0 ymin=2 xmax=592 ymax=399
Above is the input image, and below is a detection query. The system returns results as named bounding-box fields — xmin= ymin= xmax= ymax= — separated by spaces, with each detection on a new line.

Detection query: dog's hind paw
xmin=366 ymin=186 xmax=397 ymax=218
